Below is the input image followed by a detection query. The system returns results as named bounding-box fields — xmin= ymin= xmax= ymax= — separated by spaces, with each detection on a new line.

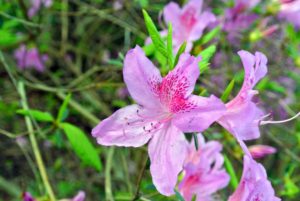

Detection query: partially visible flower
xmin=249 ymin=145 xmax=277 ymax=159
xmin=28 ymin=0 xmax=53 ymax=18
xmin=223 ymin=0 xmax=260 ymax=43
xmin=278 ymin=0 xmax=300 ymax=28
xmin=218 ymin=50 xmax=268 ymax=154
xmin=14 ymin=44 xmax=48 ymax=72
xmin=113 ymin=0 xmax=124 ymax=11
xmin=16 ymin=136 xmax=28 ymax=147
xmin=163 ymin=0 xmax=216 ymax=52
xmin=92 ymin=46 xmax=226 ymax=196
xmin=179 ymin=134 xmax=230 ymax=201
xmin=22 ymin=192 xmax=35 ymax=201
xmin=71 ymin=191 xmax=85 ymax=201
xmin=249 ymin=18 xmax=279 ymax=42
xmin=229 ymin=155 xmax=281 ymax=201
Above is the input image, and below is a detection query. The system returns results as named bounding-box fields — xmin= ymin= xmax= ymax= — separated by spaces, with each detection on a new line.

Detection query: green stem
xmin=105 ymin=147 xmax=115 ymax=201
xmin=18 ymin=81 xmax=56 ymax=201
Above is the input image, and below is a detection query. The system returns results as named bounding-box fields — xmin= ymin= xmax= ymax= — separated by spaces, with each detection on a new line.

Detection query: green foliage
xmin=173 ymin=42 xmax=187 ymax=67
xmin=174 ymin=189 xmax=185 ymax=201
xmin=198 ymin=45 xmax=216 ymax=73
xmin=16 ymin=109 xmax=54 ymax=122
xmin=57 ymin=93 xmax=72 ymax=122
xmin=61 ymin=123 xmax=102 ymax=171
xmin=221 ymin=79 xmax=235 ymax=102
xmin=196 ymin=26 xmax=221 ymax=45
xmin=167 ymin=23 xmax=174 ymax=68
xmin=224 ymin=155 xmax=239 ymax=189
xmin=142 ymin=10 xmax=168 ymax=58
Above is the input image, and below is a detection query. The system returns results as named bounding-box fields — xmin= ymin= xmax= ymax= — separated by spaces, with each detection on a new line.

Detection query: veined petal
xmin=159 ymin=54 xmax=201 ymax=111
xmin=92 ymin=105 xmax=161 ymax=147
xmin=189 ymin=11 xmax=216 ymax=41
xmin=172 ymin=95 xmax=226 ymax=132
xmin=148 ymin=123 xmax=188 ymax=196
xmin=123 ymin=46 xmax=162 ymax=109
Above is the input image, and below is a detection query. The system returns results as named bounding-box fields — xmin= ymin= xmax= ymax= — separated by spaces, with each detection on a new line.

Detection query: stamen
xmin=260 ymin=111 xmax=300 ymax=125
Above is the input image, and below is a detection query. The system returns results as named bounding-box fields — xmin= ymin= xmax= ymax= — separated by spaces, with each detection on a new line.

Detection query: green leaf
xmin=57 ymin=93 xmax=71 ymax=122
xmin=167 ymin=23 xmax=174 ymax=68
xmin=142 ymin=43 xmax=155 ymax=56
xmin=196 ymin=26 xmax=221 ymax=45
xmin=198 ymin=45 xmax=216 ymax=73
xmin=174 ymin=189 xmax=185 ymax=201
xmin=17 ymin=109 xmax=54 ymax=122
xmin=221 ymin=79 xmax=235 ymax=102
xmin=173 ymin=42 xmax=187 ymax=67
xmin=193 ymin=133 xmax=199 ymax=150
xmin=224 ymin=155 xmax=239 ymax=189
xmin=0 ymin=30 xmax=18 ymax=46
xmin=142 ymin=10 xmax=167 ymax=58
xmin=61 ymin=123 xmax=102 ymax=171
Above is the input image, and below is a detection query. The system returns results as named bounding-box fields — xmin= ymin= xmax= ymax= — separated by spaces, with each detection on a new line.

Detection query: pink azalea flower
xmin=278 ymin=0 xmax=300 ymax=28
xmin=14 ymin=44 xmax=48 ymax=72
xmin=179 ymin=134 xmax=230 ymax=201
xmin=218 ymin=51 xmax=268 ymax=153
xmin=249 ymin=145 xmax=277 ymax=159
xmin=229 ymin=155 xmax=281 ymax=201
xmin=163 ymin=0 xmax=216 ymax=52
xmin=92 ymin=46 xmax=226 ymax=196
xmin=28 ymin=0 xmax=53 ymax=18
xmin=223 ymin=0 xmax=260 ymax=43
xmin=22 ymin=192 xmax=35 ymax=201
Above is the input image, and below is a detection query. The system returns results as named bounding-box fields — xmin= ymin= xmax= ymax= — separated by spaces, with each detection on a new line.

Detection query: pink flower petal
xmin=123 ymin=46 xmax=162 ymax=109
xmin=92 ymin=105 xmax=156 ymax=147
xmin=189 ymin=11 xmax=216 ymax=41
xmin=229 ymin=156 xmax=281 ymax=201
xmin=249 ymin=145 xmax=277 ymax=159
xmin=163 ymin=2 xmax=181 ymax=27
xmin=179 ymin=134 xmax=229 ymax=201
xmin=72 ymin=191 xmax=85 ymax=201
xmin=173 ymin=95 xmax=226 ymax=132
xmin=148 ymin=123 xmax=188 ymax=196
xmin=218 ymin=51 xmax=267 ymax=141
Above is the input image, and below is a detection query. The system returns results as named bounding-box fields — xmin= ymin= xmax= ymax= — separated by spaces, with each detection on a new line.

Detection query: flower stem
xmin=18 ymin=81 xmax=56 ymax=201
xmin=105 ymin=147 xmax=115 ymax=201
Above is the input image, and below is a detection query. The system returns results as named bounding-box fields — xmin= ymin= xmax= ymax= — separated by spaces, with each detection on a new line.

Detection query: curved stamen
xmin=260 ymin=111 xmax=300 ymax=125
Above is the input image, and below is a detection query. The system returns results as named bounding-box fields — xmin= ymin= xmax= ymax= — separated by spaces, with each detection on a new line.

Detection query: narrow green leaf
xmin=57 ymin=93 xmax=71 ymax=122
xmin=61 ymin=123 xmax=102 ymax=171
xmin=142 ymin=9 xmax=167 ymax=57
xmin=224 ymin=155 xmax=239 ymax=189
xmin=193 ymin=133 xmax=199 ymax=150
xmin=198 ymin=45 xmax=216 ymax=73
xmin=221 ymin=79 xmax=235 ymax=102
xmin=17 ymin=109 xmax=54 ymax=122
xmin=196 ymin=26 xmax=221 ymax=45
xmin=173 ymin=41 xmax=187 ymax=67
xmin=142 ymin=43 xmax=155 ymax=56
xmin=167 ymin=23 xmax=174 ymax=68
xmin=174 ymin=189 xmax=185 ymax=201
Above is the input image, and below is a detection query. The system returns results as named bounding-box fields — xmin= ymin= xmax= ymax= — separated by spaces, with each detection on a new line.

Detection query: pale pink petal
xmin=123 ymin=46 xmax=162 ymax=109
xmin=173 ymin=95 xmax=226 ymax=132
xmin=218 ymin=100 xmax=263 ymax=141
xmin=229 ymin=156 xmax=281 ymax=201
xmin=182 ymin=0 xmax=203 ymax=15
xmin=148 ymin=123 xmax=188 ymax=196
xmin=249 ymin=145 xmax=277 ymax=159
xmin=179 ymin=135 xmax=229 ymax=200
xmin=72 ymin=191 xmax=85 ymax=201
xmin=189 ymin=11 xmax=216 ymax=41
xmin=92 ymin=105 xmax=157 ymax=147
xmin=163 ymin=2 xmax=181 ymax=26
